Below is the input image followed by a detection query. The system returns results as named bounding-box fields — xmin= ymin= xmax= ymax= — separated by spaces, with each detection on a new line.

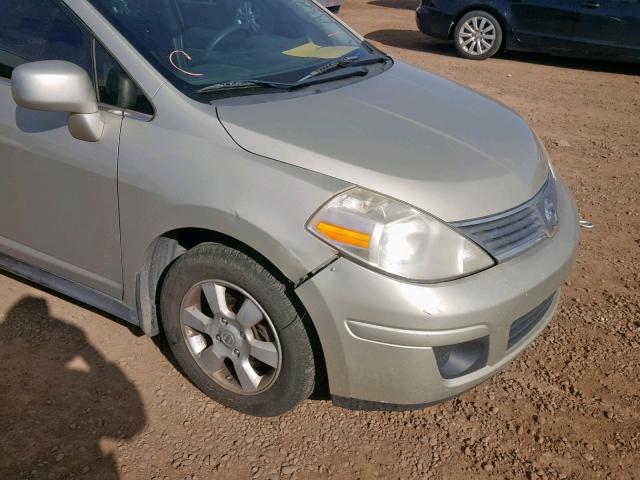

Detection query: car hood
xmin=217 ymin=61 xmax=548 ymax=222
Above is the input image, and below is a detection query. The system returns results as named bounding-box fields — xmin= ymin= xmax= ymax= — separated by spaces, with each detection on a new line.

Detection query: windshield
xmin=88 ymin=0 xmax=374 ymax=95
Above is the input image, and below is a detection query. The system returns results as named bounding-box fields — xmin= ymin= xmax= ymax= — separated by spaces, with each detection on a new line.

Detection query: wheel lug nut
xmin=221 ymin=318 xmax=228 ymax=325
xmin=233 ymin=348 xmax=240 ymax=357
xmin=215 ymin=334 xmax=221 ymax=341
xmin=240 ymin=332 xmax=246 ymax=339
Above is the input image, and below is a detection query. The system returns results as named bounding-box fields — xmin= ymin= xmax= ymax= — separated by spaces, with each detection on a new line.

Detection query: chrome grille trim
xmin=452 ymin=175 xmax=559 ymax=262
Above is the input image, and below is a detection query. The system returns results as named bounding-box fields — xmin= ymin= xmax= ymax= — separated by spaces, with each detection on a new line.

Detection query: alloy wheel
xmin=179 ymin=280 xmax=282 ymax=395
xmin=458 ymin=16 xmax=497 ymax=56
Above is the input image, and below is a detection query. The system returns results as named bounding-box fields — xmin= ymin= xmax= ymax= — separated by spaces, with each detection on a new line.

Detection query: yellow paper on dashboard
xmin=282 ymin=42 xmax=357 ymax=59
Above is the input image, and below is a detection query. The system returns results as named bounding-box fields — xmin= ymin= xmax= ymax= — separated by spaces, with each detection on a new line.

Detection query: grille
xmin=508 ymin=295 xmax=555 ymax=349
xmin=452 ymin=175 xmax=558 ymax=262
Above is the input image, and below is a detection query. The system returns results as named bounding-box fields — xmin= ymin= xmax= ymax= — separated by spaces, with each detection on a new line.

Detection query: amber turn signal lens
xmin=316 ymin=222 xmax=370 ymax=249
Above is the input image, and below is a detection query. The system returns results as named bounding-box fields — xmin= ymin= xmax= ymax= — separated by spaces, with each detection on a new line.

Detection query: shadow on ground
xmin=366 ymin=29 xmax=455 ymax=54
xmin=0 ymin=297 xmax=146 ymax=479
xmin=365 ymin=28 xmax=640 ymax=75
xmin=368 ymin=0 xmax=418 ymax=9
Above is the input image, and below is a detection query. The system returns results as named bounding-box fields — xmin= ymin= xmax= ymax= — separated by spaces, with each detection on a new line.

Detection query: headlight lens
xmin=307 ymin=188 xmax=494 ymax=282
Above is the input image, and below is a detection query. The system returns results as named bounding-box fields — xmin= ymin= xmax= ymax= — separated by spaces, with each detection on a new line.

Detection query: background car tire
xmin=160 ymin=243 xmax=319 ymax=416
xmin=453 ymin=11 xmax=503 ymax=60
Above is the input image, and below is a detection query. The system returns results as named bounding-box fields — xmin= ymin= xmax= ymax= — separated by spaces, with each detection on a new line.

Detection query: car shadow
xmin=365 ymin=29 xmax=456 ymax=55
xmin=365 ymin=28 xmax=640 ymax=75
xmin=497 ymin=50 xmax=640 ymax=76
xmin=0 ymin=296 xmax=147 ymax=479
xmin=368 ymin=0 xmax=418 ymax=9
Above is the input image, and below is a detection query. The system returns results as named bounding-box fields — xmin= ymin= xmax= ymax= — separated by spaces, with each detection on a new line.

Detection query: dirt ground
xmin=1 ymin=1 xmax=639 ymax=479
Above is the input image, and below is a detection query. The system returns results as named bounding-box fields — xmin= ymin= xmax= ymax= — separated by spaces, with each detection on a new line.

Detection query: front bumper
xmin=296 ymin=179 xmax=579 ymax=408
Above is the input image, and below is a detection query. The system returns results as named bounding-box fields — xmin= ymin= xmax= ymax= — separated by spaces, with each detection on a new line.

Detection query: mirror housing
xmin=11 ymin=60 xmax=104 ymax=142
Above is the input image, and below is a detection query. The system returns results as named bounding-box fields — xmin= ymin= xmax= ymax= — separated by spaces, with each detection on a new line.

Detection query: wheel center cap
xmin=221 ymin=331 xmax=236 ymax=348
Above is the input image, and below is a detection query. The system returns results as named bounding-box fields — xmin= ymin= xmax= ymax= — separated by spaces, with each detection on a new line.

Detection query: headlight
xmin=307 ymin=187 xmax=494 ymax=282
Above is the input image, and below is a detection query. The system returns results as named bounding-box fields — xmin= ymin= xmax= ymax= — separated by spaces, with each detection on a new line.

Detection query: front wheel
xmin=159 ymin=243 xmax=319 ymax=416
xmin=453 ymin=11 xmax=503 ymax=60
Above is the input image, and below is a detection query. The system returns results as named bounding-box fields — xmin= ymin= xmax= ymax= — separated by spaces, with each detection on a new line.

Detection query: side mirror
xmin=11 ymin=60 xmax=104 ymax=142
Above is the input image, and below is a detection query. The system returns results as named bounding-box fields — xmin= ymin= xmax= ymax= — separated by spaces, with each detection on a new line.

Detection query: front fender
xmin=117 ymin=85 xmax=348 ymax=312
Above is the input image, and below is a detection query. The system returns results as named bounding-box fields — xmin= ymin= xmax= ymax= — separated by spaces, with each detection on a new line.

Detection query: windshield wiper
xmin=195 ymin=54 xmax=389 ymax=95
xmin=195 ymin=80 xmax=292 ymax=94
xmin=296 ymin=54 xmax=389 ymax=83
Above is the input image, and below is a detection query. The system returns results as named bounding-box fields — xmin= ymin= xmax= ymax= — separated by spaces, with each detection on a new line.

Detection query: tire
xmin=159 ymin=243 xmax=318 ymax=416
xmin=453 ymin=10 xmax=503 ymax=60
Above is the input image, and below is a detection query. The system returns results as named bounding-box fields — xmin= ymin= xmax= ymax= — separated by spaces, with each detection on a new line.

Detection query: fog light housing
xmin=433 ymin=336 xmax=489 ymax=379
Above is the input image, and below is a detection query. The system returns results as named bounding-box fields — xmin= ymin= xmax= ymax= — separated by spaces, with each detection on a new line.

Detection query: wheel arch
xmin=138 ymin=227 xmax=304 ymax=336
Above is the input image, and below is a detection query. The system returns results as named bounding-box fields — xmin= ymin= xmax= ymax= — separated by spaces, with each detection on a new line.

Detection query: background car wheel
xmin=160 ymin=243 xmax=319 ymax=416
xmin=453 ymin=11 xmax=502 ymax=60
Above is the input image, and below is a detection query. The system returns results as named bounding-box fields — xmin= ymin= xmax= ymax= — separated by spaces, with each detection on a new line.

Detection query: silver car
xmin=0 ymin=0 xmax=578 ymax=416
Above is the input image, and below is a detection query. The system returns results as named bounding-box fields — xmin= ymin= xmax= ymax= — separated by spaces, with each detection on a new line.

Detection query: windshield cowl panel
xmin=88 ymin=0 xmax=376 ymax=100
xmin=199 ymin=60 xmax=392 ymax=107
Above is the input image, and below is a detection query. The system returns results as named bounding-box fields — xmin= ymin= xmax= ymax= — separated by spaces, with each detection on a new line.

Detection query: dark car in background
xmin=416 ymin=0 xmax=640 ymax=61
